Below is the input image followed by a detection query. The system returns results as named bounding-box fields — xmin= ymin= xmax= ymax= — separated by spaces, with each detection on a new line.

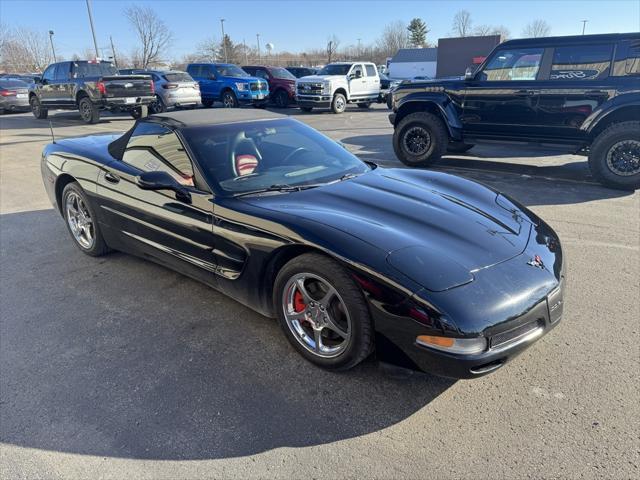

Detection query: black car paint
xmin=390 ymin=33 xmax=640 ymax=148
xmin=41 ymin=121 xmax=564 ymax=379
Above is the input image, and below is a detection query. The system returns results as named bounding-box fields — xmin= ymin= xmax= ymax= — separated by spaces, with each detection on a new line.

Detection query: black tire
xmin=78 ymin=96 xmax=100 ymax=124
xmin=202 ymin=99 xmax=214 ymax=108
xmin=150 ymin=95 xmax=166 ymax=113
xmin=273 ymin=253 xmax=374 ymax=371
xmin=392 ymin=111 xmax=448 ymax=167
xmin=331 ymin=93 xmax=347 ymax=114
xmin=300 ymin=106 xmax=313 ymax=112
xmin=130 ymin=105 xmax=148 ymax=119
xmin=273 ymin=89 xmax=289 ymax=108
xmin=447 ymin=142 xmax=475 ymax=154
xmin=30 ymin=95 xmax=48 ymax=119
xmin=588 ymin=121 xmax=640 ymax=190
xmin=61 ymin=182 xmax=110 ymax=257
xmin=357 ymin=102 xmax=371 ymax=109
xmin=386 ymin=94 xmax=393 ymax=110
xmin=221 ymin=90 xmax=238 ymax=108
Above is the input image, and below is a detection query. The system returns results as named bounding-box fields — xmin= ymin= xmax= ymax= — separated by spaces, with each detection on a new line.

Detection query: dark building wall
xmin=436 ymin=35 xmax=501 ymax=78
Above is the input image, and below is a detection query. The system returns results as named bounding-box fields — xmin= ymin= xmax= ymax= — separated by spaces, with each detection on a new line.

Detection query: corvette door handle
xmin=104 ymin=172 xmax=120 ymax=184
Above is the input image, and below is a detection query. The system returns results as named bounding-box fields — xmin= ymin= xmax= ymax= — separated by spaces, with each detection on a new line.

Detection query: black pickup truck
xmin=389 ymin=33 xmax=640 ymax=190
xmin=29 ymin=61 xmax=155 ymax=124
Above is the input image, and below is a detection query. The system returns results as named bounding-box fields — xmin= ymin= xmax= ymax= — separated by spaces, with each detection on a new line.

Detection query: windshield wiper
xmin=338 ymin=173 xmax=359 ymax=181
xmin=234 ymin=184 xmax=307 ymax=197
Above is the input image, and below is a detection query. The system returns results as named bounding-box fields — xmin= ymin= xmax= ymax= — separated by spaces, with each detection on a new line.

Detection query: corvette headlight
xmin=416 ymin=335 xmax=487 ymax=354
xmin=235 ymin=83 xmax=248 ymax=91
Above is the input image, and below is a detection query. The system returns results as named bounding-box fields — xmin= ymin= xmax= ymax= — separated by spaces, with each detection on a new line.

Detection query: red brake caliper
xmin=293 ymin=290 xmax=306 ymax=313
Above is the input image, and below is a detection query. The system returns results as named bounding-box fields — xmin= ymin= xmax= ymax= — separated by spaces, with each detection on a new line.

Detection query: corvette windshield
xmin=182 ymin=118 xmax=370 ymax=195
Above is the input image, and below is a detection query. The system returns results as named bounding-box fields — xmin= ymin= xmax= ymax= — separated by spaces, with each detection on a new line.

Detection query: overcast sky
xmin=2 ymin=0 xmax=638 ymax=60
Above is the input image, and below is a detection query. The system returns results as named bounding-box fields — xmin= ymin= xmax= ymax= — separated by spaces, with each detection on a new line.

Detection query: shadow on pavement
xmin=0 ymin=209 xmax=453 ymax=461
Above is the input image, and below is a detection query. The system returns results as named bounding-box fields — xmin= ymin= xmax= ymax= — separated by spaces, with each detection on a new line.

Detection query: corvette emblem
xmin=527 ymin=254 xmax=545 ymax=269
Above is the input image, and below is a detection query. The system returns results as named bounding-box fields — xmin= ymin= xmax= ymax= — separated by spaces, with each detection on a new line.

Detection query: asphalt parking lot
xmin=1 ymin=104 xmax=638 ymax=479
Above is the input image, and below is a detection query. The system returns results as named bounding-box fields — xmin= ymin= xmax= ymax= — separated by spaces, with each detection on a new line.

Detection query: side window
xmin=255 ymin=69 xmax=269 ymax=80
xmin=42 ymin=64 xmax=56 ymax=82
xmin=351 ymin=64 xmax=364 ymax=77
xmin=190 ymin=65 xmax=204 ymax=78
xmin=479 ymin=48 xmax=544 ymax=81
xmin=550 ymin=44 xmax=613 ymax=80
xmin=123 ymin=122 xmax=195 ymax=187
xmin=54 ymin=63 xmax=69 ymax=80
xmin=365 ymin=64 xmax=377 ymax=77
xmin=612 ymin=40 xmax=640 ymax=76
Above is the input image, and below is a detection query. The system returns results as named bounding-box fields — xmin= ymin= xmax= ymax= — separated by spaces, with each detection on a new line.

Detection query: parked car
xmin=128 ymin=69 xmax=201 ymax=113
xmin=41 ymin=108 xmax=564 ymax=378
xmin=242 ymin=65 xmax=296 ymax=108
xmin=29 ymin=60 xmax=154 ymax=123
xmin=0 ymin=78 xmax=30 ymax=113
xmin=186 ymin=63 xmax=269 ymax=108
xmin=286 ymin=66 xmax=317 ymax=78
xmin=0 ymin=73 xmax=40 ymax=84
xmin=390 ymin=32 xmax=640 ymax=190
xmin=296 ymin=62 xmax=381 ymax=114
xmin=378 ymin=73 xmax=402 ymax=107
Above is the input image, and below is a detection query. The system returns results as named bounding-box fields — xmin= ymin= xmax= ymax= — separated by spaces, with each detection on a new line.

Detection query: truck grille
xmin=250 ymin=82 xmax=267 ymax=91
xmin=297 ymin=83 xmax=323 ymax=94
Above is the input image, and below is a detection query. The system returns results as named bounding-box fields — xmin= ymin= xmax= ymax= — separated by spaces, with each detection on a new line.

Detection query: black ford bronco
xmin=29 ymin=60 xmax=154 ymax=124
xmin=389 ymin=33 xmax=640 ymax=190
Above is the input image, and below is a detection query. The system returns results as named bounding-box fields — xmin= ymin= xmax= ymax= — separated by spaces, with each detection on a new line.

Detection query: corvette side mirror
xmin=464 ymin=67 xmax=475 ymax=81
xmin=136 ymin=171 xmax=192 ymax=204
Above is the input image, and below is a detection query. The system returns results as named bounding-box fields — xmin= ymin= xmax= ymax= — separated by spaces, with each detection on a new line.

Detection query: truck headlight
xmin=322 ymin=82 xmax=331 ymax=94
xmin=235 ymin=83 xmax=248 ymax=91
xmin=416 ymin=335 xmax=487 ymax=355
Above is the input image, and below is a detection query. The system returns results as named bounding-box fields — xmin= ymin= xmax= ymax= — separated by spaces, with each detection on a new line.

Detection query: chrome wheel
xmin=334 ymin=95 xmax=345 ymax=111
xmin=403 ymin=126 xmax=431 ymax=155
xmin=222 ymin=93 xmax=236 ymax=108
xmin=606 ymin=140 xmax=640 ymax=176
xmin=65 ymin=192 xmax=94 ymax=249
xmin=282 ymin=273 xmax=351 ymax=358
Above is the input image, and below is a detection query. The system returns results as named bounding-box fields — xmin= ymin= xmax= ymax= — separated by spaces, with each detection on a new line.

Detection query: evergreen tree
xmin=407 ymin=18 xmax=429 ymax=47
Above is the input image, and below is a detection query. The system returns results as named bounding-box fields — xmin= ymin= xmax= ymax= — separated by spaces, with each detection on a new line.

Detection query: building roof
xmin=390 ymin=48 xmax=438 ymax=63
xmin=149 ymin=108 xmax=287 ymax=127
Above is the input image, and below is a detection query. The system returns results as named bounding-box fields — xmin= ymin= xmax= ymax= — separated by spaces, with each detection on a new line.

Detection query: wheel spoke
xmin=313 ymin=327 xmax=323 ymax=352
xmin=318 ymin=285 xmax=337 ymax=308
xmin=295 ymin=277 xmax=312 ymax=303
xmin=323 ymin=315 xmax=349 ymax=339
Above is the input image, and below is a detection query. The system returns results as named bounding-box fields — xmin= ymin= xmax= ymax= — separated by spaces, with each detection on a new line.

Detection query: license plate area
xmin=125 ymin=97 xmax=136 ymax=104
xmin=16 ymin=93 xmax=27 ymax=99
xmin=547 ymin=286 xmax=563 ymax=324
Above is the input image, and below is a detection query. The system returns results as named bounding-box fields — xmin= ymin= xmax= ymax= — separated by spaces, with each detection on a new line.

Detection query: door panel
xmin=348 ymin=64 xmax=367 ymax=98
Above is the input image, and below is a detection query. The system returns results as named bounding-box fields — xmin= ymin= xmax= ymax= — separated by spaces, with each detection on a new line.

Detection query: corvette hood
xmin=243 ymin=168 xmax=533 ymax=289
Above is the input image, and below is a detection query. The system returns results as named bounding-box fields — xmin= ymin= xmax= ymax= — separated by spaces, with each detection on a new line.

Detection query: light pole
xmin=220 ymin=18 xmax=227 ymax=62
xmin=581 ymin=19 xmax=588 ymax=35
xmin=85 ymin=0 xmax=100 ymax=59
xmin=256 ymin=33 xmax=261 ymax=63
xmin=357 ymin=38 xmax=361 ymax=59
xmin=48 ymin=30 xmax=57 ymax=62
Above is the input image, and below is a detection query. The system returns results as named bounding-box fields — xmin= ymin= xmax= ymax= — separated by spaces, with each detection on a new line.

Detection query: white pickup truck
xmin=295 ymin=62 xmax=381 ymax=114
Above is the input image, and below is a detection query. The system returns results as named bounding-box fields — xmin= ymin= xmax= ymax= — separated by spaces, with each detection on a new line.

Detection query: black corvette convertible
xmin=41 ymin=109 xmax=565 ymax=378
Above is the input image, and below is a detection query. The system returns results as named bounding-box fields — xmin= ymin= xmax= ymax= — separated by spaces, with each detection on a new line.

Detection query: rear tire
xmin=273 ymin=253 xmax=374 ymax=371
xmin=331 ymin=93 xmax=347 ymax=114
xmin=30 ymin=95 xmax=48 ymax=119
xmin=61 ymin=182 xmax=110 ymax=257
xmin=392 ymin=112 xmax=448 ymax=167
xmin=150 ymin=95 xmax=166 ymax=113
xmin=130 ymin=105 xmax=148 ymax=119
xmin=588 ymin=121 xmax=640 ymax=190
xmin=78 ymin=96 xmax=100 ymax=124
xmin=202 ymin=99 xmax=214 ymax=108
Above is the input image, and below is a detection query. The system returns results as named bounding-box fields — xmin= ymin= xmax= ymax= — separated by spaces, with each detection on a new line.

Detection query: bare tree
xmin=376 ymin=21 xmax=409 ymax=58
xmin=474 ymin=24 xmax=493 ymax=36
xmin=452 ymin=10 xmax=473 ymax=37
xmin=0 ymin=27 xmax=52 ymax=72
xmin=326 ymin=35 xmax=340 ymax=63
xmin=491 ymin=25 xmax=511 ymax=41
xmin=196 ymin=36 xmax=220 ymax=62
xmin=522 ymin=19 xmax=551 ymax=38
xmin=124 ymin=5 xmax=172 ymax=68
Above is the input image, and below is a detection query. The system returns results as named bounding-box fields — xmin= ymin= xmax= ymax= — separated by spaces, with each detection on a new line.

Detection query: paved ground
xmin=1 ymin=105 xmax=638 ymax=479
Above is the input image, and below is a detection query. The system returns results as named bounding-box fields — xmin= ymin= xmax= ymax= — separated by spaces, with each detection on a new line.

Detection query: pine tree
xmin=407 ymin=18 xmax=429 ymax=48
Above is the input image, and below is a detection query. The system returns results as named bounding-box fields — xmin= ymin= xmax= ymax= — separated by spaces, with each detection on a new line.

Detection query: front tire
xmin=62 ymin=183 xmax=109 ymax=257
xmin=393 ymin=111 xmax=448 ymax=167
xmin=78 ymin=96 xmax=100 ymax=124
xmin=274 ymin=253 xmax=374 ymax=370
xmin=588 ymin=121 xmax=640 ymax=190
xmin=221 ymin=90 xmax=238 ymax=108
xmin=273 ymin=89 xmax=289 ymax=108
xmin=30 ymin=95 xmax=48 ymax=119
xmin=331 ymin=93 xmax=347 ymax=114
xmin=202 ymin=99 xmax=214 ymax=108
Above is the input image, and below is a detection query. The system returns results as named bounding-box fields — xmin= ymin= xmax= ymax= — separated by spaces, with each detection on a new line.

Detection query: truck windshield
xmin=270 ymin=67 xmax=296 ymax=80
xmin=217 ymin=65 xmax=249 ymax=78
xmin=74 ymin=62 xmax=118 ymax=78
xmin=317 ymin=64 xmax=352 ymax=75
xmin=181 ymin=118 xmax=370 ymax=196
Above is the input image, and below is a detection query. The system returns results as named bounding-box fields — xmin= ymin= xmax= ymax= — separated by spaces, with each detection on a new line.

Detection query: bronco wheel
xmin=589 ymin=121 xmax=640 ymax=190
xmin=222 ymin=90 xmax=238 ymax=108
xmin=78 ymin=96 xmax=100 ymax=124
xmin=393 ymin=111 xmax=448 ymax=167
xmin=30 ymin=95 xmax=48 ymax=119
xmin=274 ymin=89 xmax=289 ymax=108
xmin=62 ymin=183 xmax=109 ymax=256
xmin=331 ymin=93 xmax=347 ymax=114
xmin=274 ymin=253 xmax=374 ymax=370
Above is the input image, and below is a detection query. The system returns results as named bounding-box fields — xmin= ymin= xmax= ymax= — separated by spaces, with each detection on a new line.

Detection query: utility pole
xmin=243 ymin=38 xmax=248 ymax=64
xmin=85 ymin=0 xmax=100 ymax=59
xmin=581 ymin=19 xmax=588 ymax=35
xmin=110 ymin=35 xmax=119 ymax=68
xmin=256 ymin=33 xmax=261 ymax=63
xmin=220 ymin=18 xmax=227 ymax=62
xmin=48 ymin=30 xmax=57 ymax=62
xmin=357 ymin=38 xmax=361 ymax=59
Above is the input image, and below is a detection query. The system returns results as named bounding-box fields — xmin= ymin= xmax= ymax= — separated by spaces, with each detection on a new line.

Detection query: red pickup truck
xmin=242 ymin=65 xmax=297 ymax=108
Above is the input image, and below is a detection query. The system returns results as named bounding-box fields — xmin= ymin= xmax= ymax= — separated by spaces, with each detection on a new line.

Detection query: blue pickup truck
xmin=186 ymin=63 xmax=269 ymax=108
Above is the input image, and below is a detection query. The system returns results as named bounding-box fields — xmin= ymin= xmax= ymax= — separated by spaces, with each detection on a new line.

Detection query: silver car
xmin=134 ymin=70 xmax=202 ymax=113
xmin=0 ymin=79 xmax=30 ymax=114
